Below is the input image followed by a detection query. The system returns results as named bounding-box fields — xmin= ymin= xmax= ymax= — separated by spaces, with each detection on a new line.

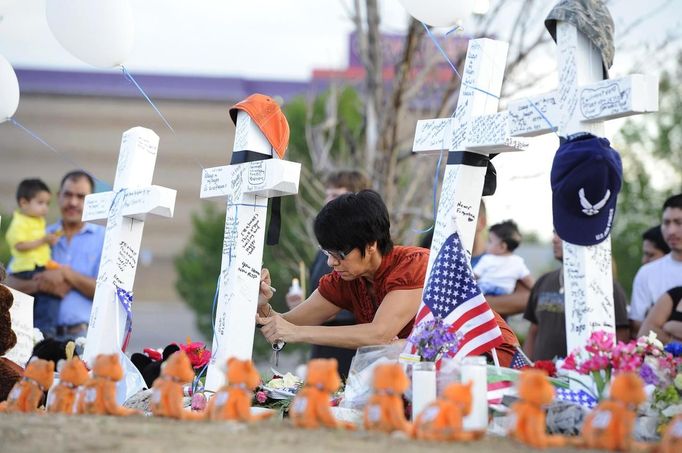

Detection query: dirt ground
xmin=0 ymin=413 xmax=595 ymax=453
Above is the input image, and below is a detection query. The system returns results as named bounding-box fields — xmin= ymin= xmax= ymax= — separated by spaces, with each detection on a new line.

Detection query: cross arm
xmin=507 ymin=73 xmax=659 ymax=137
xmin=200 ymin=159 xmax=301 ymax=200
xmin=82 ymin=186 xmax=177 ymax=222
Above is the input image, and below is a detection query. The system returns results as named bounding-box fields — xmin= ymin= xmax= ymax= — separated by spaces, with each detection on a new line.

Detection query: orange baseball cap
xmin=229 ymin=93 xmax=290 ymax=159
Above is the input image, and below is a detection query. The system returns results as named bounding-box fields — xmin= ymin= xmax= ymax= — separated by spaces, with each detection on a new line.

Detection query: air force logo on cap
xmin=551 ymin=133 xmax=623 ymax=246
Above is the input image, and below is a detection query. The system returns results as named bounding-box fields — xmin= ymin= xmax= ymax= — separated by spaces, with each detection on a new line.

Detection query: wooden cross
xmin=81 ymin=127 xmax=177 ymax=366
xmin=201 ymin=110 xmax=300 ymax=391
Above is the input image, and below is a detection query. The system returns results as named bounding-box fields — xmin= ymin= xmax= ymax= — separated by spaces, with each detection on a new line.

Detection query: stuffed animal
xmin=578 ymin=372 xmax=646 ymax=451
xmin=46 ymin=356 xmax=89 ymax=414
xmin=0 ymin=357 xmax=54 ymax=413
xmin=510 ymin=369 xmax=566 ymax=448
xmin=150 ymin=350 xmax=203 ymax=420
xmin=205 ymin=357 xmax=271 ymax=422
xmin=131 ymin=343 xmax=180 ymax=388
xmin=661 ymin=414 xmax=682 ymax=453
xmin=0 ymin=282 xmax=23 ymax=402
xmin=74 ymin=353 xmax=140 ymax=416
xmin=289 ymin=358 xmax=354 ymax=430
xmin=363 ymin=363 xmax=411 ymax=434
xmin=413 ymin=381 xmax=482 ymax=441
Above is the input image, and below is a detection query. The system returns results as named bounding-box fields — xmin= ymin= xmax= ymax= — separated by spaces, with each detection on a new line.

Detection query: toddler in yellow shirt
xmin=5 ymin=178 xmax=60 ymax=337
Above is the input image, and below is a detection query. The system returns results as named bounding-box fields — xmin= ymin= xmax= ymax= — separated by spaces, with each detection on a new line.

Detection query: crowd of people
xmin=2 ymin=166 xmax=681 ymax=368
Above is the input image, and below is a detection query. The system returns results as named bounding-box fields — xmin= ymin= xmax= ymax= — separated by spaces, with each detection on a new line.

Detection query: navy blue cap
xmin=550 ymin=133 xmax=623 ymax=246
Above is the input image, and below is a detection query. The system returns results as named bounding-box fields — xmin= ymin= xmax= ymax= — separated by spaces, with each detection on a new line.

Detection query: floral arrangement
xmin=407 ymin=317 xmax=461 ymax=362
xmin=252 ymin=372 xmax=306 ymax=413
xmin=562 ymin=331 xmax=682 ymax=425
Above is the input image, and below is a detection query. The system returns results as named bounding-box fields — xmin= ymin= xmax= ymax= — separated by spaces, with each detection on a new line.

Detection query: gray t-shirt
xmin=523 ymin=268 xmax=629 ymax=361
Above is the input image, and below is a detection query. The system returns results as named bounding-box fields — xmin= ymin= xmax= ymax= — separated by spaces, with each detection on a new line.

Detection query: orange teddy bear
xmin=510 ymin=369 xmax=566 ymax=449
xmin=205 ymin=357 xmax=272 ymax=422
xmin=47 ymin=356 xmax=89 ymax=414
xmin=74 ymin=353 xmax=140 ymax=416
xmin=413 ymin=381 xmax=483 ymax=441
xmin=363 ymin=363 xmax=411 ymax=434
xmin=578 ymin=372 xmax=647 ymax=451
xmin=289 ymin=358 xmax=354 ymax=430
xmin=661 ymin=414 xmax=682 ymax=453
xmin=151 ymin=350 xmax=203 ymax=420
xmin=0 ymin=358 xmax=54 ymax=413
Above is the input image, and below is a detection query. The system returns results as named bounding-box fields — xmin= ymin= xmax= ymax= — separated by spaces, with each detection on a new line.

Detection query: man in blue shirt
xmin=5 ymin=170 xmax=105 ymax=340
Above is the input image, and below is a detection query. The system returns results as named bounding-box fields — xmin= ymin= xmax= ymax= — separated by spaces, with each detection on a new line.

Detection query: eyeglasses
xmin=319 ymin=246 xmax=352 ymax=261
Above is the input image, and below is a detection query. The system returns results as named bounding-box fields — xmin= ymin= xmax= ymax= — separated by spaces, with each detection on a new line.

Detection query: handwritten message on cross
xmin=81 ymin=127 xmax=177 ymax=366
xmin=412 ymin=38 xmax=527 ymax=274
xmin=201 ymin=109 xmax=300 ymax=391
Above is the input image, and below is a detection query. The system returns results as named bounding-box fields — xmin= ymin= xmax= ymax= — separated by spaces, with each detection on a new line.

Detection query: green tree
xmin=612 ymin=52 xmax=682 ymax=296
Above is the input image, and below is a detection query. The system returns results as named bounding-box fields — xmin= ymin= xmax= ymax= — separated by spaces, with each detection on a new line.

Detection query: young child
xmin=473 ymin=220 xmax=534 ymax=296
xmin=5 ymin=178 xmax=60 ymax=337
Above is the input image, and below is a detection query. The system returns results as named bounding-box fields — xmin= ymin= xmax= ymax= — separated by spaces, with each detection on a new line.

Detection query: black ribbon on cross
xmin=230 ymin=150 xmax=282 ymax=246
xmin=447 ymin=151 xmax=498 ymax=197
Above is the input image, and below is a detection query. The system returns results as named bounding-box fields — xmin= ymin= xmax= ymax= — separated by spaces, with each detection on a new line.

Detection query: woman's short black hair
xmin=314 ymin=189 xmax=393 ymax=257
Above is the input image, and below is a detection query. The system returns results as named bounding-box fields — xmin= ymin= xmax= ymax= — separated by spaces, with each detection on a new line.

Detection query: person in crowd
xmin=285 ymin=170 xmax=370 ymax=379
xmin=4 ymin=178 xmax=60 ymax=337
xmin=638 ymin=286 xmax=682 ymax=343
xmin=629 ymin=194 xmax=682 ymax=335
xmin=421 ymin=201 xmax=530 ymax=317
xmin=473 ymin=220 xmax=535 ymax=297
xmin=523 ymin=232 xmax=629 ymax=361
xmin=640 ymin=224 xmax=670 ymax=265
xmin=4 ymin=171 xmax=105 ymax=341
xmin=257 ymin=190 xmax=520 ymax=367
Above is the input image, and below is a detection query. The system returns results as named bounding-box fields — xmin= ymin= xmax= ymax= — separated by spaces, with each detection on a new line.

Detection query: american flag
xmin=408 ymin=231 xmax=504 ymax=360
xmin=115 ymin=286 xmax=134 ymax=352
xmin=509 ymin=348 xmax=533 ymax=369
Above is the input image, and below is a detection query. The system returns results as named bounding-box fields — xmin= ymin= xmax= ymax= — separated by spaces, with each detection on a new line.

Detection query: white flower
xmin=662 ymin=403 xmax=682 ymax=418
xmin=32 ymin=328 xmax=44 ymax=345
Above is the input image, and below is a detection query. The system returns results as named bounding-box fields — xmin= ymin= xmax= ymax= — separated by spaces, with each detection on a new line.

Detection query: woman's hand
xmin=258 ymin=268 xmax=274 ymax=308
xmin=256 ymin=313 xmax=297 ymax=345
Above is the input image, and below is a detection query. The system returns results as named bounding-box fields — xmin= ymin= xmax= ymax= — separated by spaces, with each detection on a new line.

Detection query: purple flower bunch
xmin=407 ymin=317 xmax=461 ymax=362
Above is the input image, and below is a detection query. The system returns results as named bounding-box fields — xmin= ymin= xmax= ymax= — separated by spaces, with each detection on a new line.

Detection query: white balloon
xmin=399 ymin=0 xmax=474 ymax=28
xmin=46 ymin=0 xmax=135 ymax=68
xmin=0 ymin=54 xmax=19 ymax=123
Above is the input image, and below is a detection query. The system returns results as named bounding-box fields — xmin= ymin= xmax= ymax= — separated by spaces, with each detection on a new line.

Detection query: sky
xmin=0 ymin=0 xmax=680 ymax=241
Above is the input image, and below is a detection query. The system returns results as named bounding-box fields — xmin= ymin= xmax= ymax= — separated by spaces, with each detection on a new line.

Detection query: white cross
xmin=201 ymin=110 xmax=300 ymax=391
xmin=539 ymin=21 xmax=657 ymax=390
xmin=411 ymin=38 xmax=524 ymax=278
xmin=81 ymin=127 xmax=177 ymax=366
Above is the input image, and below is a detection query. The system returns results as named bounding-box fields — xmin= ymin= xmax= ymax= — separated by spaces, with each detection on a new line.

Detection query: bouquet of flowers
xmin=562 ymin=331 xmax=682 ymax=414
xmin=407 ymin=317 xmax=461 ymax=362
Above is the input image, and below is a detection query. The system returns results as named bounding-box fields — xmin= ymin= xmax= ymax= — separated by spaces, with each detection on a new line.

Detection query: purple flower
xmin=407 ymin=318 xmax=461 ymax=362
xmin=190 ymin=392 xmax=207 ymax=411
xmin=639 ymin=363 xmax=659 ymax=386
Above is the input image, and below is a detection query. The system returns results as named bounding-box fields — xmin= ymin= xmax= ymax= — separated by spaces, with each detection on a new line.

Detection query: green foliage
xmin=612 ymin=53 xmax=682 ymax=297
xmin=0 ymin=212 xmax=10 ymax=267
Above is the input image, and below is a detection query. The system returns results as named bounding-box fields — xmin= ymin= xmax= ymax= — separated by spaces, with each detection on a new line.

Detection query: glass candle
xmin=411 ymin=361 xmax=437 ymax=420
xmin=461 ymin=355 xmax=488 ymax=431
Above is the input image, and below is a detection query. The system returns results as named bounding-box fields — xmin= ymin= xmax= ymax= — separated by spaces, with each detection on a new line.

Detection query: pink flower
xmin=255 ymin=391 xmax=267 ymax=404
xmin=562 ymin=353 xmax=577 ymax=371
xmin=191 ymin=393 xmax=207 ymax=411
xmin=585 ymin=331 xmax=615 ymax=355
xmin=179 ymin=339 xmax=211 ymax=369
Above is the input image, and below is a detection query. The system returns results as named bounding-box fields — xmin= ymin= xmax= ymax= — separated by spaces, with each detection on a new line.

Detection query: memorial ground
xmin=0 ymin=413 xmax=589 ymax=453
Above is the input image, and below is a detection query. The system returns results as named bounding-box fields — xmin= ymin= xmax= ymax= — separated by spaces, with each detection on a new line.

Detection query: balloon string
xmin=8 ymin=117 xmax=112 ymax=189
xmin=120 ymin=65 xmax=175 ymax=135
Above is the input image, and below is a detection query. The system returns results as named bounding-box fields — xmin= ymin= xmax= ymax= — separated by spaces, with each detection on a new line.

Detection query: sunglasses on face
xmin=319 ymin=246 xmax=353 ymax=261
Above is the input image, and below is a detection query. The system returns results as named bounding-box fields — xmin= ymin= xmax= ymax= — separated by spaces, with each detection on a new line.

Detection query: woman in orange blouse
xmin=256 ymin=190 xmax=518 ymax=366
